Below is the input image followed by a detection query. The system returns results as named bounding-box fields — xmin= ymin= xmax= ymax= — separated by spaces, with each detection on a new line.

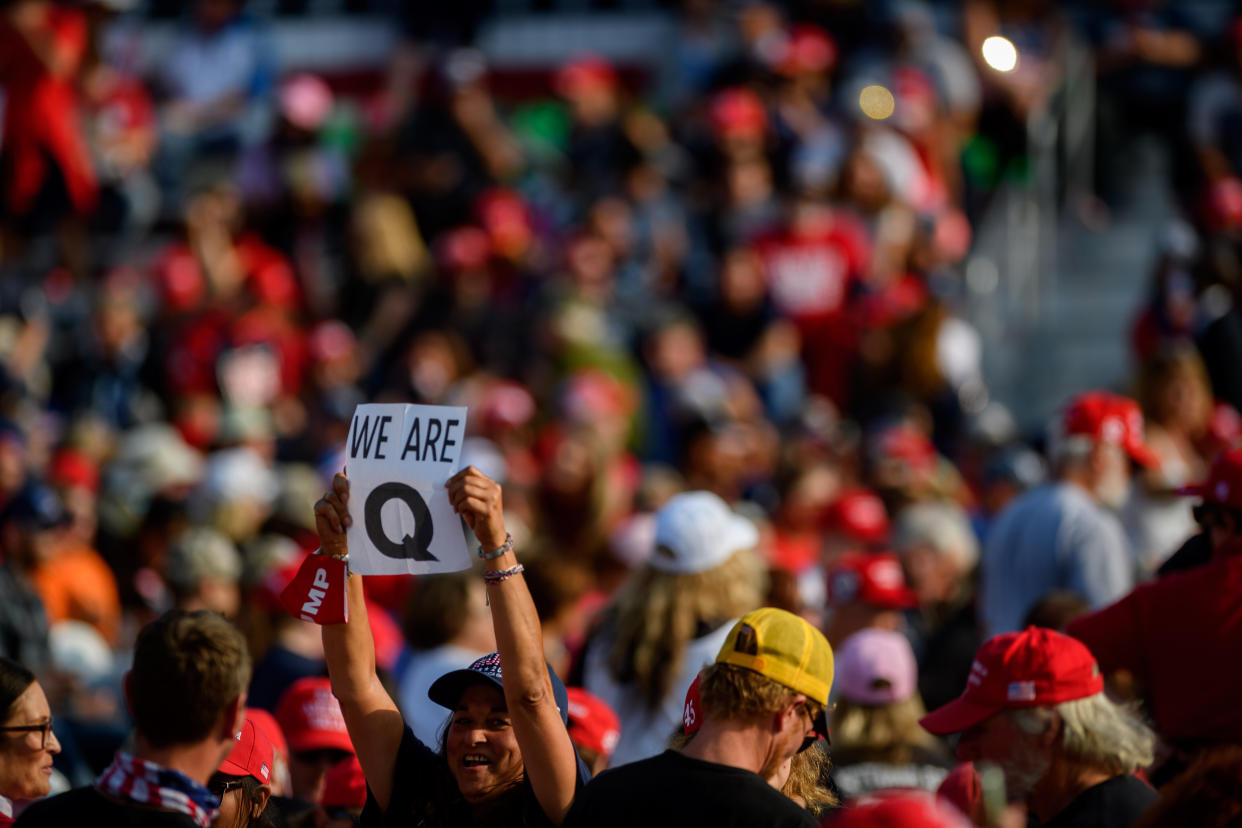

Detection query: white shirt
xmin=583 ymin=621 xmax=734 ymax=767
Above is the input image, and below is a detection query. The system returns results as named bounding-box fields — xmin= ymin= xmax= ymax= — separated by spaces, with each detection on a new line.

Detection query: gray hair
xmin=892 ymin=502 xmax=979 ymax=572
xmin=1009 ymin=694 xmax=1155 ymax=775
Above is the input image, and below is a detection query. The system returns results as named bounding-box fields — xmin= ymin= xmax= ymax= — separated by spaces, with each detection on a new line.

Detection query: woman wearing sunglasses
xmin=208 ymin=716 xmax=276 ymax=828
xmin=0 ymin=658 xmax=60 ymax=826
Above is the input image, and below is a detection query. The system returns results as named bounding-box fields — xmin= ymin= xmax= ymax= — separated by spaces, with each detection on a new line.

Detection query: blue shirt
xmin=981 ymin=482 xmax=1133 ymax=636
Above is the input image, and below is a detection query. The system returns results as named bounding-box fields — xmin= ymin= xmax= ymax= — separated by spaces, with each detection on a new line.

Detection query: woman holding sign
xmin=313 ymin=466 xmax=584 ymax=827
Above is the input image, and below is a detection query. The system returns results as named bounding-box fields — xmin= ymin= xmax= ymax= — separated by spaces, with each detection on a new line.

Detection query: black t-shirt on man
xmin=15 ymin=786 xmax=200 ymax=827
xmin=1041 ymin=775 xmax=1156 ymax=828
xmin=563 ymin=750 xmax=816 ymax=828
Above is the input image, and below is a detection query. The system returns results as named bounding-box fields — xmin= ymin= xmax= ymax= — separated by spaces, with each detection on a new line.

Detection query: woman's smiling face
xmin=444 ymin=683 xmax=524 ymax=802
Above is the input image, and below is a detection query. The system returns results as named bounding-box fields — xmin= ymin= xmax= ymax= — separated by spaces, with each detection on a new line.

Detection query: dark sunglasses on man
xmin=798 ymin=703 xmax=830 ymax=753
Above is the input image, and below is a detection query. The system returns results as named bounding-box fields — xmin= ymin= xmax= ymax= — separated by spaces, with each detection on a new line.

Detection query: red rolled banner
xmin=280 ymin=555 xmax=349 ymax=625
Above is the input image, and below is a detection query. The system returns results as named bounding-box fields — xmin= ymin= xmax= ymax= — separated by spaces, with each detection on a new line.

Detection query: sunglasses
xmin=209 ymin=776 xmax=245 ymax=802
xmin=797 ymin=704 xmax=829 ymax=754
xmin=0 ymin=718 xmax=54 ymax=749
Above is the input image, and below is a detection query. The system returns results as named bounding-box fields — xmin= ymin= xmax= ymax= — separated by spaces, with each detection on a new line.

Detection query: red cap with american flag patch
xmin=919 ymin=627 xmax=1104 ymax=736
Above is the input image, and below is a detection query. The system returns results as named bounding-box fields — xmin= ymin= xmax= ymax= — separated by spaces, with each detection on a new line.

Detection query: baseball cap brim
xmin=428 ymin=668 xmax=505 ymax=712
xmin=871 ymin=586 xmax=918 ymax=611
xmin=1125 ymin=442 xmax=1160 ymax=469
xmin=1175 ymin=481 xmax=1208 ymax=499
xmin=918 ymin=695 xmax=1002 ymax=736
xmin=286 ymin=728 xmax=355 ymax=755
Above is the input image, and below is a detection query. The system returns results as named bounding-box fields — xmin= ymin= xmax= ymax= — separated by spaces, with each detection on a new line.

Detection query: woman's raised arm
xmin=447 ymin=467 xmax=580 ymax=825
xmin=315 ymin=473 xmax=405 ymax=812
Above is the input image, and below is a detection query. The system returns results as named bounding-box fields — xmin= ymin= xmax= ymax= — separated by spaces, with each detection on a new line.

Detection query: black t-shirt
xmin=563 ymin=750 xmax=817 ymax=828
xmin=1041 ymin=775 xmax=1156 ymax=828
xmin=360 ymin=724 xmax=588 ymax=828
xmin=14 ymin=786 xmax=199 ymax=827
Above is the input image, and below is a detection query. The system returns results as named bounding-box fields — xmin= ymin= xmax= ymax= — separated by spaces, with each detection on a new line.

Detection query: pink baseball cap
xmin=836 ymin=628 xmax=918 ymax=706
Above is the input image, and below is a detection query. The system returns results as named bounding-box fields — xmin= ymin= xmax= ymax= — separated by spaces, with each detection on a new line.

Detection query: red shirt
xmin=1067 ymin=553 xmax=1242 ymax=744
xmin=752 ymin=211 xmax=870 ymax=323
xmin=0 ymin=6 xmax=96 ymax=213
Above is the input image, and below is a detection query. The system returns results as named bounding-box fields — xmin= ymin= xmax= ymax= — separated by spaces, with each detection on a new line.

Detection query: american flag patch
xmin=469 ymin=652 xmax=504 ymax=681
xmin=1008 ymin=681 xmax=1037 ymax=702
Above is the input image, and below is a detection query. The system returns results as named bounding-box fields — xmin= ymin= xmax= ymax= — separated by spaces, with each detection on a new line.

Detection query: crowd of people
xmin=3 ymin=0 xmax=1242 ymax=825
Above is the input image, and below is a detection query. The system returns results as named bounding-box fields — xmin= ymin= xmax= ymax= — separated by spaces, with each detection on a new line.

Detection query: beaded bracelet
xmin=482 ymin=564 xmax=525 ymax=585
xmin=478 ymin=532 xmax=515 ymax=560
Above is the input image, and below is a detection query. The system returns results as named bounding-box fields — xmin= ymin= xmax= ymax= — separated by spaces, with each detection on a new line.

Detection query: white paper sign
xmin=344 ymin=403 xmax=470 ymax=575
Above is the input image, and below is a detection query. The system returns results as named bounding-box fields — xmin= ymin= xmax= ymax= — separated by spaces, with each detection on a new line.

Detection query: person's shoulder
xmin=1048 ymin=774 xmax=1155 ymax=828
xmin=587 ymin=751 xmax=676 ymax=784
xmin=15 ymin=787 xmax=198 ymax=828
xmin=15 ymin=787 xmax=102 ymax=824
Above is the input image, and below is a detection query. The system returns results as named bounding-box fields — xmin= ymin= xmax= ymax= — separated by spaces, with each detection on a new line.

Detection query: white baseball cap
xmin=649 ymin=491 xmax=758 ymax=574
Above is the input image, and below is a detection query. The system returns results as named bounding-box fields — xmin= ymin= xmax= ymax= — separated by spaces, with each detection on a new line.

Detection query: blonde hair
xmin=696 ymin=662 xmax=821 ymax=724
xmin=607 ymin=551 xmax=764 ymax=709
xmin=785 ymin=744 xmax=837 ymax=815
xmin=1009 ymin=694 xmax=1155 ymax=775
xmin=830 ymin=696 xmax=944 ymax=764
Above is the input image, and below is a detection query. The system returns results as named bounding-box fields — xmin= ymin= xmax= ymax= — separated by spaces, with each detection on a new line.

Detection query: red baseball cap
xmin=321 ymin=755 xmax=367 ymax=810
xmin=565 ymin=687 xmax=621 ymax=759
xmin=919 ymin=627 xmax=1104 ymax=736
xmin=711 ymin=88 xmax=767 ymax=138
xmin=827 ymin=552 xmax=917 ymax=610
xmin=682 ymin=674 xmax=704 ymax=736
xmin=1061 ymin=391 xmax=1159 ymax=468
xmin=1177 ymin=447 xmax=1242 ymax=511
xmin=219 ymin=717 xmax=274 ymax=785
xmin=824 ymin=489 xmax=890 ymax=545
xmin=48 ymin=448 xmax=99 ymax=493
xmin=555 ymin=55 xmax=618 ymax=98
xmin=245 ymin=708 xmax=288 ymax=767
xmin=275 ymin=677 xmax=355 ymax=755
xmin=826 ymin=789 xmax=972 ymax=827
xmin=771 ymin=24 xmax=837 ymax=77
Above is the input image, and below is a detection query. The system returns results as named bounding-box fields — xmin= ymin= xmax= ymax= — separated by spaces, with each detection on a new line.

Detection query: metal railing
xmin=964 ymin=35 xmax=1098 ymax=431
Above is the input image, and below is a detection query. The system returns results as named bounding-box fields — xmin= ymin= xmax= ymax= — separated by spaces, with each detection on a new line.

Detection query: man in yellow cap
xmin=564 ymin=607 xmax=832 ymax=828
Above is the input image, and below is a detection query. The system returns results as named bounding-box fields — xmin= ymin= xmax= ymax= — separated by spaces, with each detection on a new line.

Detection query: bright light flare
xmin=859 ymin=85 xmax=895 ymax=120
xmin=981 ymin=36 xmax=1018 ymax=72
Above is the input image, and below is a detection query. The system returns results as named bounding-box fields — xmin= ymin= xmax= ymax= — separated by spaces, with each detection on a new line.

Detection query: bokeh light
xmin=858 ymin=85 xmax=895 ymax=120
xmin=981 ymin=36 xmax=1018 ymax=72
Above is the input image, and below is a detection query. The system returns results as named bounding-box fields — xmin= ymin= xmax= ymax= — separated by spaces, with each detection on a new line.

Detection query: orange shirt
xmin=29 ymin=542 xmax=120 ymax=645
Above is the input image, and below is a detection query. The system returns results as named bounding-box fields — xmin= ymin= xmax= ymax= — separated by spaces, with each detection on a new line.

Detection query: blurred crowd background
xmin=3 ymin=0 xmax=1242 ymax=815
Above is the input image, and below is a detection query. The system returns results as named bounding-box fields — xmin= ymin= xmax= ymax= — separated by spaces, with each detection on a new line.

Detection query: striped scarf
xmin=96 ymin=752 xmax=219 ymax=828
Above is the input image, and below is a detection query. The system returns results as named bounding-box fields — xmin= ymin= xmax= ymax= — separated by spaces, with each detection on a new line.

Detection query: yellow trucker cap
xmin=715 ymin=607 xmax=834 ymax=706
